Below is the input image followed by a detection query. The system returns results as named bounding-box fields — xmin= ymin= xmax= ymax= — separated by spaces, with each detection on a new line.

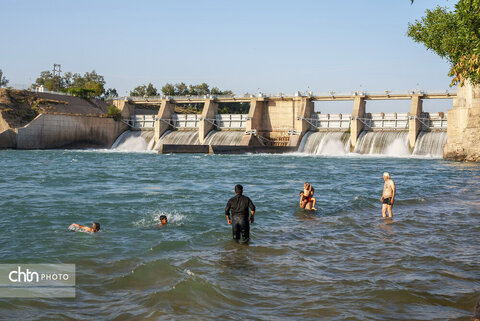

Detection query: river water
xmin=0 ymin=150 xmax=479 ymax=320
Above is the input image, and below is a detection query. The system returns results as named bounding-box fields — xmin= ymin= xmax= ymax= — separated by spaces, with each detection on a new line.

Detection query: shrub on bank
xmin=107 ymin=105 xmax=122 ymax=121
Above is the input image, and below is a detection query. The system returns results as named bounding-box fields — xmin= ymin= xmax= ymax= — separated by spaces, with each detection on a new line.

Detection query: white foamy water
xmin=203 ymin=130 xmax=245 ymax=145
xmin=354 ymin=131 xmax=410 ymax=156
xmin=153 ymin=130 xmax=199 ymax=150
xmin=111 ymin=131 xmax=155 ymax=151
xmin=133 ymin=210 xmax=187 ymax=228
xmin=298 ymin=131 xmax=350 ymax=155
xmin=413 ymin=131 xmax=447 ymax=157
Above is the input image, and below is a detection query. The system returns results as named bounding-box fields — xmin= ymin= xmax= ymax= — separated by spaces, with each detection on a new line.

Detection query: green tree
xmin=130 ymin=83 xmax=158 ymax=97
xmin=35 ymin=70 xmax=62 ymax=91
xmin=0 ymin=69 xmax=9 ymax=88
xmin=145 ymin=83 xmax=158 ymax=96
xmin=175 ymin=82 xmax=188 ymax=95
xmin=130 ymin=84 xmax=146 ymax=96
xmin=34 ymin=69 xmax=106 ymax=96
xmin=161 ymin=83 xmax=176 ymax=95
xmin=105 ymin=88 xmax=118 ymax=98
xmin=160 ymin=82 xmax=234 ymax=96
xmin=408 ymin=0 xmax=480 ymax=86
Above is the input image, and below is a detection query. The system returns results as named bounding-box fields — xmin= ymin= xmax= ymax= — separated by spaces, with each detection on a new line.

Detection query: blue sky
xmin=1 ymin=0 xmax=455 ymax=110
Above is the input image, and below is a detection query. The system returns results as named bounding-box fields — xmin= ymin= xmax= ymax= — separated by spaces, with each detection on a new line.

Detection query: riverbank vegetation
xmin=408 ymin=0 xmax=480 ymax=86
xmin=0 ymin=69 xmax=9 ymax=88
xmin=33 ymin=70 xmax=117 ymax=99
xmin=130 ymin=82 xmax=248 ymax=113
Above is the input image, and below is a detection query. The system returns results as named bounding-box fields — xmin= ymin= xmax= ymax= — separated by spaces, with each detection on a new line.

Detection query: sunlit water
xmin=0 ymin=150 xmax=479 ymax=320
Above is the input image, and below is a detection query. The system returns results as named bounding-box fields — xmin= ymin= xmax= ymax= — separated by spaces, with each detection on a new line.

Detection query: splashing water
xmin=111 ymin=131 xmax=155 ymax=152
xmin=133 ymin=210 xmax=187 ymax=228
xmin=203 ymin=130 xmax=245 ymax=145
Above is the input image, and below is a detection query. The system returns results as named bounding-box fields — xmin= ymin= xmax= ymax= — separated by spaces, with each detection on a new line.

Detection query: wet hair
xmin=299 ymin=191 xmax=304 ymax=195
xmin=92 ymin=222 xmax=100 ymax=232
xmin=383 ymin=172 xmax=390 ymax=179
xmin=159 ymin=215 xmax=167 ymax=222
xmin=235 ymin=184 xmax=243 ymax=195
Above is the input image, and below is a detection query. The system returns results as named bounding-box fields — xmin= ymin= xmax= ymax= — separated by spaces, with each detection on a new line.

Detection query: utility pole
xmin=53 ymin=64 xmax=61 ymax=92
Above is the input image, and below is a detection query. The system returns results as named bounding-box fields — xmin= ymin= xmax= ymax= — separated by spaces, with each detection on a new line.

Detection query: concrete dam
xmin=111 ymin=91 xmax=452 ymax=156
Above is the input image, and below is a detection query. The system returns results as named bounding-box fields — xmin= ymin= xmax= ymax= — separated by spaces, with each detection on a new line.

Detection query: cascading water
xmin=298 ymin=131 xmax=350 ymax=155
xmin=111 ymin=130 xmax=155 ymax=151
xmin=203 ymin=131 xmax=245 ymax=145
xmin=154 ymin=130 xmax=199 ymax=148
xmin=413 ymin=131 xmax=447 ymax=157
xmin=354 ymin=131 xmax=410 ymax=156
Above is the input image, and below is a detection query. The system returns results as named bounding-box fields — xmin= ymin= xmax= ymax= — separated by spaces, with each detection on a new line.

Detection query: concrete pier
xmin=350 ymin=96 xmax=366 ymax=150
xmin=154 ymin=100 xmax=175 ymax=144
xmin=198 ymin=99 xmax=218 ymax=144
xmin=408 ymin=95 xmax=423 ymax=149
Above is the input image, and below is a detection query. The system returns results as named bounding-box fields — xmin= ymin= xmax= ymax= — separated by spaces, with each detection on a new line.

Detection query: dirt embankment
xmin=0 ymin=89 xmax=109 ymax=130
xmin=0 ymin=89 xmax=43 ymax=129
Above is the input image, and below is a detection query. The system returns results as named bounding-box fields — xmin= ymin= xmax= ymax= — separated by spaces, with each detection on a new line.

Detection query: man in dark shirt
xmin=225 ymin=184 xmax=256 ymax=243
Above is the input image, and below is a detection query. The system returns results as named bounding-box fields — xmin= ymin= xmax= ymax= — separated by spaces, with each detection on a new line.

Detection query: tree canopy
xmin=160 ymin=82 xmax=233 ymax=96
xmin=34 ymin=69 xmax=108 ymax=98
xmin=0 ymin=69 xmax=8 ymax=88
xmin=408 ymin=0 xmax=480 ymax=86
xmin=130 ymin=83 xmax=158 ymax=97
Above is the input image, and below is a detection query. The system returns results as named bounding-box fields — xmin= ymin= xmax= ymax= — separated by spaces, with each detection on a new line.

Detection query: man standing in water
xmin=225 ymin=184 xmax=255 ymax=243
xmin=380 ymin=172 xmax=395 ymax=218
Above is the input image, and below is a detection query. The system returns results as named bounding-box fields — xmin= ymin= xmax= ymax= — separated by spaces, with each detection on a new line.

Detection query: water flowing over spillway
xmin=354 ymin=131 xmax=410 ymax=156
xmin=111 ymin=130 xmax=155 ymax=151
xmin=203 ymin=130 xmax=245 ymax=145
xmin=413 ymin=131 xmax=447 ymax=157
xmin=156 ymin=130 xmax=199 ymax=146
xmin=298 ymin=131 xmax=350 ymax=155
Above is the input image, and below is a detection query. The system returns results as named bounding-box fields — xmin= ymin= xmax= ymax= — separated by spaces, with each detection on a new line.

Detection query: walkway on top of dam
xmin=111 ymin=90 xmax=456 ymax=104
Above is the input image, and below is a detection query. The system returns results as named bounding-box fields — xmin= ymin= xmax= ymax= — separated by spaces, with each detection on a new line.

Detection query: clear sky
xmin=1 ymin=0 xmax=456 ymax=108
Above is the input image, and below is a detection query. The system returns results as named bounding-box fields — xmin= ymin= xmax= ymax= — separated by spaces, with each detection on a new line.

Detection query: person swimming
xmin=157 ymin=215 xmax=168 ymax=227
xmin=68 ymin=222 xmax=100 ymax=233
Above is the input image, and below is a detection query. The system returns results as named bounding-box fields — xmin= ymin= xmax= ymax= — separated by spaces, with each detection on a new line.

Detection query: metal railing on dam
xmin=300 ymin=112 xmax=447 ymax=132
xmin=109 ymin=89 xmax=456 ymax=104
xmin=216 ymin=114 xmax=248 ymax=129
xmin=125 ymin=113 xmax=249 ymax=130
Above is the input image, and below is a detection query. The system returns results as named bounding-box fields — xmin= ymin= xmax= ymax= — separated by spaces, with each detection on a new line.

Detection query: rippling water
xmin=0 ymin=150 xmax=479 ymax=320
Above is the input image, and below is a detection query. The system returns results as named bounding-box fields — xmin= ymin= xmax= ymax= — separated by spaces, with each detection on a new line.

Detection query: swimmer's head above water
xmin=159 ymin=215 xmax=168 ymax=225
xmin=92 ymin=222 xmax=101 ymax=232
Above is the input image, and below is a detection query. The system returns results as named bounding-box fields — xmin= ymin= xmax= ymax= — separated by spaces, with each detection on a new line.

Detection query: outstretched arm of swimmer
xmin=68 ymin=223 xmax=93 ymax=232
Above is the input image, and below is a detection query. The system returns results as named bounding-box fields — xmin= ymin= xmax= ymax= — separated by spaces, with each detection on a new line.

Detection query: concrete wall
xmin=444 ymin=83 xmax=480 ymax=162
xmin=16 ymin=114 xmax=127 ymax=149
xmin=158 ymin=144 xmax=296 ymax=154
xmin=199 ymin=99 xmax=218 ymax=144
xmin=350 ymin=97 xmax=366 ymax=149
xmin=409 ymin=95 xmax=423 ymax=149
xmin=112 ymin=99 xmax=135 ymax=119
xmin=244 ymin=97 xmax=312 ymax=147
xmin=154 ymin=100 xmax=175 ymax=144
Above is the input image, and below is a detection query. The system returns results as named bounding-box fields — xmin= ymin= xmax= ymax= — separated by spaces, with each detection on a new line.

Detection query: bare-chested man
xmin=380 ymin=172 xmax=395 ymax=218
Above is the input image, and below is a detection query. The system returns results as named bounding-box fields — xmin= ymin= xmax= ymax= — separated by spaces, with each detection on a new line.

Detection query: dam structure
xmin=110 ymin=90 xmax=453 ymax=156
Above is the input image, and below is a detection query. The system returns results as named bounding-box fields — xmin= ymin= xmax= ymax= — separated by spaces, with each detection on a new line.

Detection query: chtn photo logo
xmin=0 ymin=264 xmax=75 ymax=298
xmin=8 ymin=266 xmax=70 ymax=283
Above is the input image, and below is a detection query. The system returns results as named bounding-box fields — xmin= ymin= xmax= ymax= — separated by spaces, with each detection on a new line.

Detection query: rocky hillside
xmin=0 ymin=89 xmax=109 ymax=130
